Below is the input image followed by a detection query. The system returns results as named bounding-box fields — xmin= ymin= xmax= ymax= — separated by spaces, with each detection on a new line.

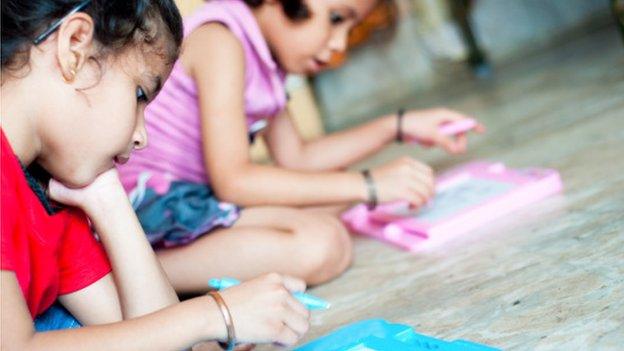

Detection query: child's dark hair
xmin=243 ymin=0 xmax=311 ymax=21
xmin=1 ymin=0 xmax=184 ymax=72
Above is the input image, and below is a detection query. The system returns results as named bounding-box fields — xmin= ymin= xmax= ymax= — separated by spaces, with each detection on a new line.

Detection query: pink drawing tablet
xmin=342 ymin=162 xmax=563 ymax=251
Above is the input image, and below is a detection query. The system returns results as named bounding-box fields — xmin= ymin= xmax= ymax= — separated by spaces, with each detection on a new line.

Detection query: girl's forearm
xmin=293 ymin=114 xmax=395 ymax=171
xmin=84 ymin=185 xmax=179 ymax=319
xmin=25 ymin=296 xmax=224 ymax=351
xmin=214 ymin=164 xmax=367 ymax=207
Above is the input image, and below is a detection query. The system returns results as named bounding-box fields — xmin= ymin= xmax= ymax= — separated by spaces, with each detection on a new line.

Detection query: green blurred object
xmin=614 ymin=0 xmax=624 ymax=42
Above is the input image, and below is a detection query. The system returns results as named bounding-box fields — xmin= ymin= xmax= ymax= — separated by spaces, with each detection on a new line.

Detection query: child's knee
xmin=293 ymin=214 xmax=352 ymax=284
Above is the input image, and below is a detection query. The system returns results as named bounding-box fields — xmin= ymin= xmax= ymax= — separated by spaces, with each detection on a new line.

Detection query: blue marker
xmin=209 ymin=277 xmax=331 ymax=310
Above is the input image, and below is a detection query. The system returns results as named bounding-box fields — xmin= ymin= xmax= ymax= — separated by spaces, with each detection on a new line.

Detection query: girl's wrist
xmin=360 ymin=169 xmax=378 ymax=210
xmin=348 ymin=171 xmax=369 ymax=203
xmin=197 ymin=295 xmax=229 ymax=342
xmin=373 ymin=114 xmax=396 ymax=144
xmin=208 ymin=291 xmax=236 ymax=350
xmin=377 ymin=114 xmax=399 ymax=143
xmin=396 ymin=108 xmax=406 ymax=143
xmin=81 ymin=185 xmax=132 ymax=219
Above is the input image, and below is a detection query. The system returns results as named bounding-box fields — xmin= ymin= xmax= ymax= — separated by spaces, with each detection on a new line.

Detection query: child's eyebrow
xmin=345 ymin=7 xmax=360 ymax=22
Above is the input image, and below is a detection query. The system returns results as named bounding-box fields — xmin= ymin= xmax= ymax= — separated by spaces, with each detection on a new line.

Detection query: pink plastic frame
xmin=342 ymin=162 xmax=563 ymax=251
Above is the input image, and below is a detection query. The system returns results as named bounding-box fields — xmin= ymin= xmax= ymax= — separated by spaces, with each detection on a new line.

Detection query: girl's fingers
xmin=407 ymin=197 xmax=423 ymax=209
xmin=285 ymin=293 xmax=309 ymax=319
xmin=411 ymin=173 xmax=435 ymax=198
xmin=432 ymin=134 xmax=458 ymax=154
xmin=282 ymin=302 xmax=310 ymax=337
xmin=411 ymin=182 xmax=434 ymax=202
xmin=281 ymin=276 xmax=306 ymax=294
xmin=455 ymin=134 xmax=468 ymax=153
xmin=406 ymin=162 xmax=435 ymax=196
xmin=276 ymin=326 xmax=300 ymax=347
xmin=408 ymin=160 xmax=434 ymax=176
xmin=406 ymin=188 xmax=427 ymax=208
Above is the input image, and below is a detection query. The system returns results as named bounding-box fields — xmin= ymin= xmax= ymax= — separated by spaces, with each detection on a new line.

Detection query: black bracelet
xmin=361 ymin=169 xmax=378 ymax=210
xmin=396 ymin=108 xmax=406 ymax=143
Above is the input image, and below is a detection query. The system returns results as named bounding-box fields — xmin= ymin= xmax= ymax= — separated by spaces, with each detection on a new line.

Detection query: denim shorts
xmin=34 ymin=303 xmax=81 ymax=332
xmin=130 ymin=180 xmax=240 ymax=248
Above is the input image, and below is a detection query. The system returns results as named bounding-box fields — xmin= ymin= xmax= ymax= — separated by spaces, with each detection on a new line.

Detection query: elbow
xmin=273 ymin=156 xmax=301 ymax=170
xmin=215 ymin=184 xmax=261 ymax=207
xmin=212 ymin=178 xmax=240 ymax=204
xmin=273 ymin=151 xmax=314 ymax=171
xmin=271 ymin=144 xmax=308 ymax=171
xmin=212 ymin=174 xmax=252 ymax=205
xmin=210 ymin=163 xmax=263 ymax=206
xmin=213 ymin=174 xmax=273 ymax=207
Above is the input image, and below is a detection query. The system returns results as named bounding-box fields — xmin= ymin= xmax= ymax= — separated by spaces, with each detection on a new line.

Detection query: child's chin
xmin=61 ymin=176 xmax=95 ymax=189
xmin=59 ymin=169 xmax=101 ymax=189
xmin=304 ymin=64 xmax=328 ymax=76
xmin=303 ymin=68 xmax=321 ymax=76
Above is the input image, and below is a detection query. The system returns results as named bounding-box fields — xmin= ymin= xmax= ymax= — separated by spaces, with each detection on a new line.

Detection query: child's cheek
xmin=101 ymin=96 xmax=135 ymax=151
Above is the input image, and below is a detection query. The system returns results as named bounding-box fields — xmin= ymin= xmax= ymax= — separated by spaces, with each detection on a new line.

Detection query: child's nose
xmin=329 ymin=29 xmax=349 ymax=53
xmin=133 ymin=118 xmax=148 ymax=150
xmin=134 ymin=134 xmax=147 ymax=150
xmin=133 ymin=132 xmax=147 ymax=150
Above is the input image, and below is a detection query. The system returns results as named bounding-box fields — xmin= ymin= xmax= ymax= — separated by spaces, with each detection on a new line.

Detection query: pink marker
xmin=408 ymin=118 xmax=478 ymax=145
xmin=438 ymin=118 xmax=478 ymax=136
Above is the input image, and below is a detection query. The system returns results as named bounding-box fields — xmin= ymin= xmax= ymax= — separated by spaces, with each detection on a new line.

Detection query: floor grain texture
xmin=264 ymin=25 xmax=623 ymax=351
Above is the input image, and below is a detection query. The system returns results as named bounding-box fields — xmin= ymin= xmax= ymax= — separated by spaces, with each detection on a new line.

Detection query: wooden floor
xmin=274 ymin=25 xmax=624 ymax=350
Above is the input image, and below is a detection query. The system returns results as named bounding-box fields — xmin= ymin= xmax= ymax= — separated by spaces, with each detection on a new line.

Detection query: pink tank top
xmin=119 ymin=0 xmax=287 ymax=193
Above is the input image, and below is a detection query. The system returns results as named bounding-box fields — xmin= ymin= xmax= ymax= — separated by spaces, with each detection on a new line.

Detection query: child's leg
xmin=156 ymin=207 xmax=352 ymax=294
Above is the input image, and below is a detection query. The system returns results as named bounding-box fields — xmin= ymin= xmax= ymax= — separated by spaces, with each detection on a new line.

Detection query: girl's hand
xmin=219 ymin=273 xmax=310 ymax=347
xmin=48 ymin=168 xmax=127 ymax=214
xmin=371 ymin=157 xmax=435 ymax=208
xmin=401 ymin=108 xmax=485 ymax=154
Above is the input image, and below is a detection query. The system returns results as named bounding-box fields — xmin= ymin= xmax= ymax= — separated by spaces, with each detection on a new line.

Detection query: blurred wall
xmin=176 ymin=0 xmax=203 ymax=16
xmin=315 ymin=0 xmax=611 ymax=131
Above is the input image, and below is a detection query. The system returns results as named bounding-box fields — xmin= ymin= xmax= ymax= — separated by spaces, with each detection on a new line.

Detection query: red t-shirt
xmin=1 ymin=130 xmax=111 ymax=318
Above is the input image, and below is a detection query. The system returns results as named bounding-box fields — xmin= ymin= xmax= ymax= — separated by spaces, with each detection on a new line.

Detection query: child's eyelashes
xmin=136 ymin=86 xmax=149 ymax=103
xmin=330 ymin=11 xmax=346 ymax=25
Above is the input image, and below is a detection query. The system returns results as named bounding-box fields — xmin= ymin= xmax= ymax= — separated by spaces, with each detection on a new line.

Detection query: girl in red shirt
xmin=1 ymin=1 xmax=309 ymax=349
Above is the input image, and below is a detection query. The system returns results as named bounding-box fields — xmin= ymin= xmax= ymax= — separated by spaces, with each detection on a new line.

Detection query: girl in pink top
xmin=119 ymin=0 xmax=483 ymax=293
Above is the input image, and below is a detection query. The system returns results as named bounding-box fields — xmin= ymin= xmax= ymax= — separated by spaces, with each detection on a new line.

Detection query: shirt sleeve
xmin=57 ymin=209 xmax=111 ymax=294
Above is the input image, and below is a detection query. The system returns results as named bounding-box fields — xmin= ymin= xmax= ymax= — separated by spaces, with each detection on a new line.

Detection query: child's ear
xmin=55 ymin=13 xmax=95 ymax=83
